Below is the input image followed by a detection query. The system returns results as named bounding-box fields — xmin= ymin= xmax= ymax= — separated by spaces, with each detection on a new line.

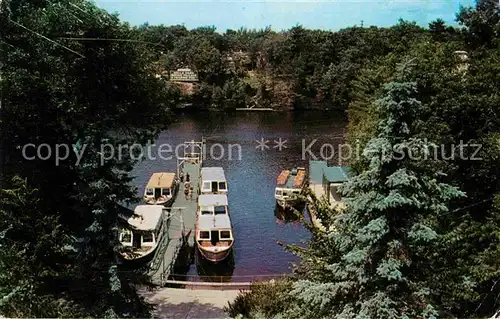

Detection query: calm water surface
xmin=131 ymin=111 xmax=347 ymax=282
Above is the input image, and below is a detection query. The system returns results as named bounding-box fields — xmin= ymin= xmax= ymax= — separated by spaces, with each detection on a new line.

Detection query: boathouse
xmin=309 ymin=160 xmax=351 ymax=206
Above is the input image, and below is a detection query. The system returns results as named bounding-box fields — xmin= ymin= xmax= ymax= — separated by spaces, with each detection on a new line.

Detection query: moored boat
xmin=274 ymin=167 xmax=306 ymax=208
xmin=144 ymin=172 xmax=178 ymax=205
xmin=119 ymin=205 xmax=165 ymax=262
xmin=200 ymin=167 xmax=228 ymax=194
xmin=196 ymin=194 xmax=234 ymax=263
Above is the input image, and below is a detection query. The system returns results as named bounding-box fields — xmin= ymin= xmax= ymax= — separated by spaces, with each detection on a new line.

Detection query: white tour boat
xmin=119 ymin=205 xmax=165 ymax=262
xmin=196 ymin=194 xmax=234 ymax=263
xmin=144 ymin=172 xmax=178 ymax=205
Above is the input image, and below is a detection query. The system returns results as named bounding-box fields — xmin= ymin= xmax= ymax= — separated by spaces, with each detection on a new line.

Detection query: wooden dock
xmin=148 ymin=140 xmax=204 ymax=286
xmin=235 ymin=107 xmax=275 ymax=111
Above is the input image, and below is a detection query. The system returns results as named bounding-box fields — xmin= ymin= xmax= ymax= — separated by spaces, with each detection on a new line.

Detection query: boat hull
xmin=197 ymin=245 xmax=232 ymax=263
xmin=144 ymin=182 xmax=179 ymax=206
xmin=119 ymin=246 xmax=157 ymax=265
xmin=144 ymin=194 xmax=175 ymax=206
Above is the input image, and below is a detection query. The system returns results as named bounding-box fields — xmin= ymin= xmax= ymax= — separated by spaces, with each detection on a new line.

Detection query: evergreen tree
xmin=1 ymin=0 xmax=170 ymax=317
xmin=287 ymin=70 xmax=464 ymax=318
xmin=0 ymin=177 xmax=83 ymax=317
xmin=457 ymin=0 xmax=499 ymax=48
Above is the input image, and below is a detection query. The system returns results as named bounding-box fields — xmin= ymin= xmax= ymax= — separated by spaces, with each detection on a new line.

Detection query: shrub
xmin=224 ymin=279 xmax=294 ymax=318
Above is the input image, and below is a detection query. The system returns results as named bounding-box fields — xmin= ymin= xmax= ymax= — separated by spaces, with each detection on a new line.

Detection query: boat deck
xmin=148 ymin=161 xmax=201 ymax=286
xmin=277 ymin=168 xmax=306 ymax=189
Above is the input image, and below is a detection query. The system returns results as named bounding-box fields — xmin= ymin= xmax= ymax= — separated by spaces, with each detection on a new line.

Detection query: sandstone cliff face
xmin=174 ymin=82 xmax=196 ymax=96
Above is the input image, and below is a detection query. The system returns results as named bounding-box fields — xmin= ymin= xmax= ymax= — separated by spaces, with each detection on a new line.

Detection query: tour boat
xmin=143 ymin=172 xmax=178 ymax=205
xmin=196 ymin=194 xmax=234 ymax=263
xmin=119 ymin=205 xmax=165 ymax=262
xmin=200 ymin=167 xmax=228 ymax=194
xmin=274 ymin=167 xmax=306 ymax=208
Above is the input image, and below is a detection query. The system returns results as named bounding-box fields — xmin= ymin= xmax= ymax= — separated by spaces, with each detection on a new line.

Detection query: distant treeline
xmin=139 ymin=16 xmax=472 ymax=110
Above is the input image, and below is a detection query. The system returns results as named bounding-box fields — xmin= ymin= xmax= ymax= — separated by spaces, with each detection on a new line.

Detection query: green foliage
xmin=224 ymin=280 xmax=295 ymax=319
xmin=286 ymin=75 xmax=464 ymax=319
xmin=137 ymin=19 xmax=433 ymax=110
xmin=2 ymin=0 xmax=499 ymax=318
xmin=345 ymin=4 xmax=500 ymax=317
xmin=1 ymin=0 xmax=171 ymax=317
xmin=0 ymin=177 xmax=83 ymax=317
xmin=456 ymin=0 xmax=500 ymax=48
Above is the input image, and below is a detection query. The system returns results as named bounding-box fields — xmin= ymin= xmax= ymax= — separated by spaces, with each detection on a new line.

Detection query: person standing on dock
xmin=179 ymin=170 xmax=184 ymax=182
xmin=186 ymin=173 xmax=190 ymax=183
xmin=184 ymin=180 xmax=190 ymax=199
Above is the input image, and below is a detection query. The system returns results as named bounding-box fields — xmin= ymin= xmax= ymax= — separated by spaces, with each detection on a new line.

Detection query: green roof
xmin=324 ymin=166 xmax=350 ymax=183
xmin=309 ymin=161 xmax=327 ymax=184
xmin=309 ymin=161 xmax=351 ymax=184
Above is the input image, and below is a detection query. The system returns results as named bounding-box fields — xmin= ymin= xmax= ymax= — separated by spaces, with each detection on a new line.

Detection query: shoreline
xmin=171 ymin=107 xmax=347 ymax=114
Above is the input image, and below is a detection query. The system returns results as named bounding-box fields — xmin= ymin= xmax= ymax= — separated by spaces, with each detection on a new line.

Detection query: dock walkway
xmin=148 ymin=140 xmax=204 ymax=286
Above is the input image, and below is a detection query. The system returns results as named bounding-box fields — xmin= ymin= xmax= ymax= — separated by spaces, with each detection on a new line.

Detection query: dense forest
xmin=1 ymin=0 xmax=171 ymax=317
xmin=137 ymin=7 xmax=493 ymax=111
xmin=140 ymin=21 xmax=435 ymax=110
xmin=1 ymin=0 xmax=499 ymax=318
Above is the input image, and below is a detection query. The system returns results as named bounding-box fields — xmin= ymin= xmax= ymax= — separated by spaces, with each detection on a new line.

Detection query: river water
xmin=131 ymin=110 xmax=347 ymax=282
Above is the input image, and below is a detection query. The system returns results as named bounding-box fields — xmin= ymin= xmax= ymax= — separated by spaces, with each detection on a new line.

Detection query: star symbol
xmin=255 ymin=137 xmax=270 ymax=151
xmin=273 ymin=138 xmax=287 ymax=151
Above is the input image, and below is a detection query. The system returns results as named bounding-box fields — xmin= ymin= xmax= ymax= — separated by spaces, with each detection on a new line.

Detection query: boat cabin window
xmin=199 ymin=231 xmax=210 ymax=239
xmin=214 ymin=206 xmax=226 ymax=215
xmin=132 ymin=231 xmax=141 ymax=248
xmin=120 ymin=229 xmax=132 ymax=246
xmin=218 ymin=182 xmax=226 ymax=191
xmin=161 ymin=188 xmax=170 ymax=196
xmin=202 ymin=182 xmax=211 ymax=191
xmin=142 ymin=232 xmax=154 ymax=245
xmin=145 ymin=188 xmax=154 ymax=196
xmin=154 ymin=188 xmax=161 ymax=198
xmin=275 ymin=189 xmax=282 ymax=196
xmin=220 ymin=230 xmax=231 ymax=239
xmin=201 ymin=207 xmax=212 ymax=215
xmin=211 ymin=181 xmax=218 ymax=193
xmin=293 ymin=190 xmax=300 ymax=194
xmin=210 ymin=230 xmax=220 ymax=245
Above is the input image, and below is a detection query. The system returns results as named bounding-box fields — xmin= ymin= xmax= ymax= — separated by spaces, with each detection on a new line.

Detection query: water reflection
xmin=274 ymin=204 xmax=304 ymax=224
xmin=195 ymin=248 xmax=235 ymax=282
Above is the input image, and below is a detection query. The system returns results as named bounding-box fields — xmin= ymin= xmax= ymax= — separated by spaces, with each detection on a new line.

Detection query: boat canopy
xmin=198 ymin=194 xmax=228 ymax=207
xmin=127 ymin=205 xmax=164 ymax=231
xmin=293 ymin=169 xmax=306 ymax=188
xmin=201 ymin=167 xmax=226 ymax=182
xmin=198 ymin=214 xmax=232 ymax=230
xmin=276 ymin=167 xmax=306 ymax=188
xmin=146 ymin=172 xmax=176 ymax=189
xmin=277 ymin=170 xmax=290 ymax=186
